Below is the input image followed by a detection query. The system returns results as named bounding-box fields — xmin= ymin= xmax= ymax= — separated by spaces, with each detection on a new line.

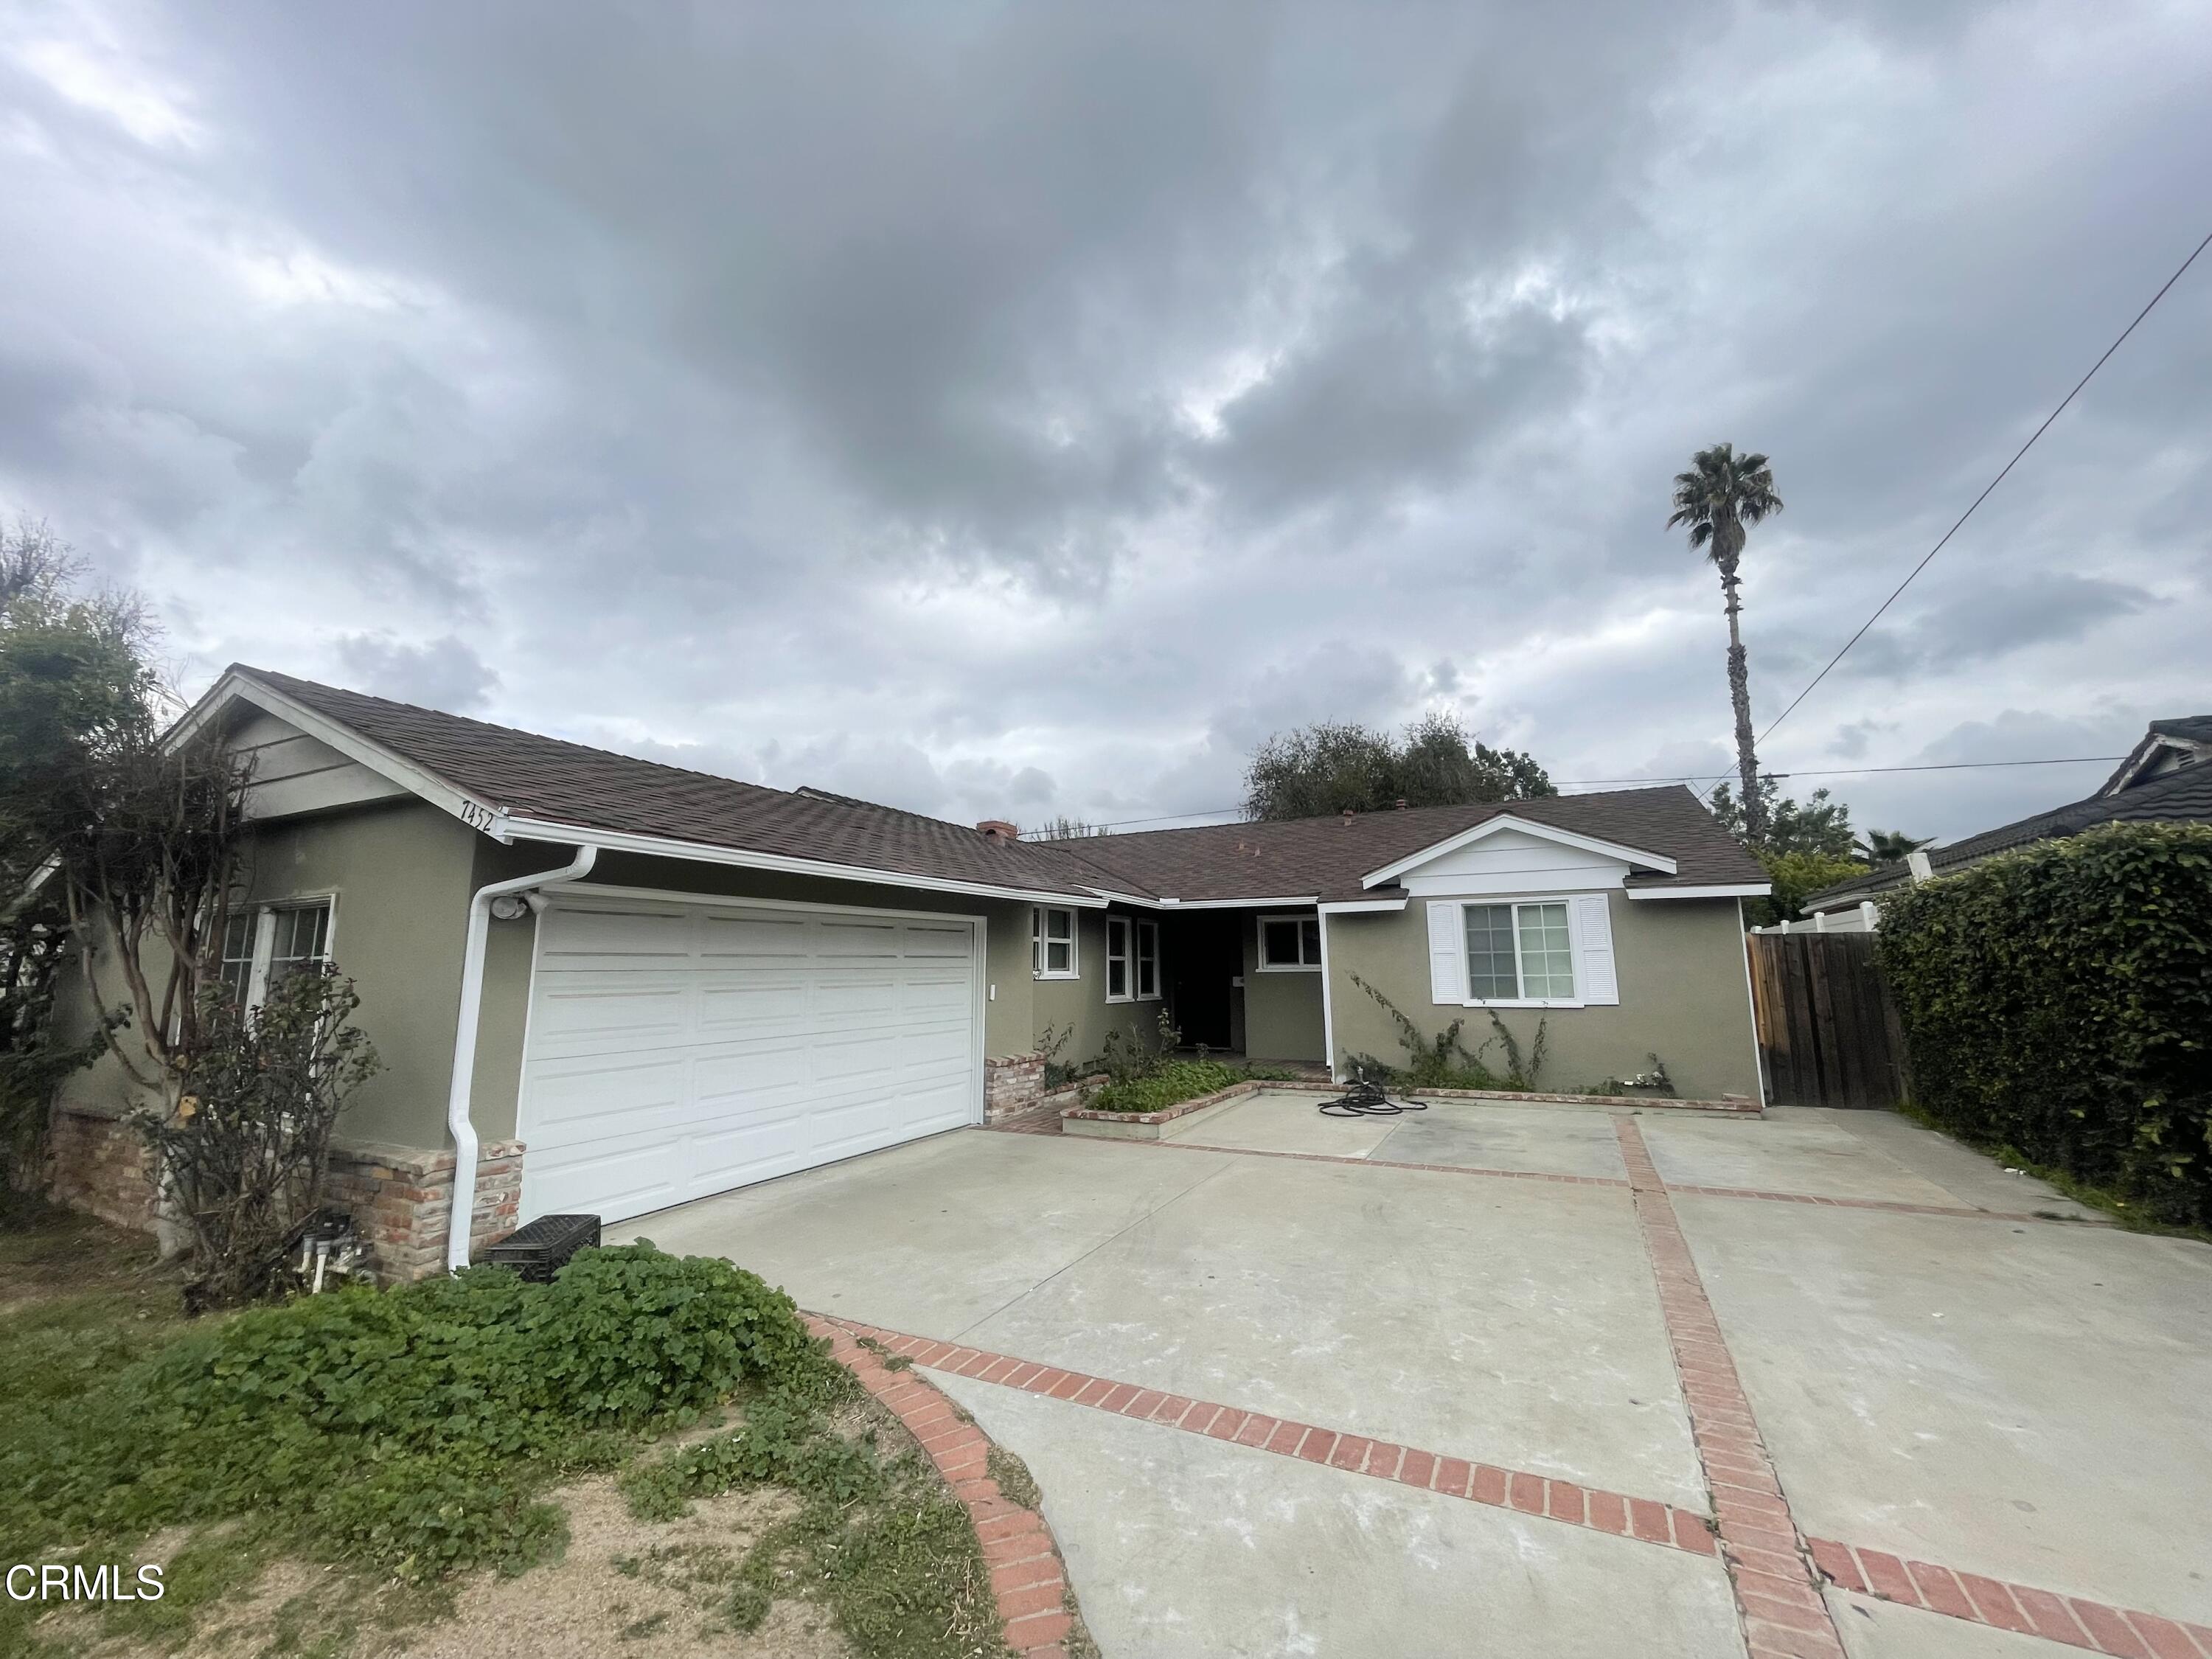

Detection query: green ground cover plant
xmin=1877 ymin=823 xmax=2212 ymax=1230
xmin=0 ymin=1229 xmax=1012 ymax=1658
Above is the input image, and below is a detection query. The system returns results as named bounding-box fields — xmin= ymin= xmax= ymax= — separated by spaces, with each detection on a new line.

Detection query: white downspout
xmin=445 ymin=844 xmax=597 ymax=1272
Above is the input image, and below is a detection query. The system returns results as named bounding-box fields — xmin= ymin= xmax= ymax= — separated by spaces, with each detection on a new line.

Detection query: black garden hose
xmin=1318 ymin=1078 xmax=1429 ymax=1118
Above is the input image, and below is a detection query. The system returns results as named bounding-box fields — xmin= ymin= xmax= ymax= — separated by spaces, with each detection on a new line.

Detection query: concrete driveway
xmin=633 ymin=1093 xmax=2212 ymax=1659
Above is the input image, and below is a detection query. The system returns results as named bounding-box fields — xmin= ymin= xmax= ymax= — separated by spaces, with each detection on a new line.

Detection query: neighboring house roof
xmin=1043 ymin=787 xmax=1766 ymax=903
xmin=1805 ymin=734 xmax=2212 ymax=913
xmin=222 ymin=667 xmax=1111 ymax=902
xmin=202 ymin=666 xmax=1764 ymax=911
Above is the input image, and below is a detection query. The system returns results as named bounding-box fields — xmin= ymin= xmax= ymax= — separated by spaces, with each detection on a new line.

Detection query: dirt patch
xmin=406 ymin=1476 xmax=850 ymax=1659
xmin=0 ymin=1200 xmax=181 ymax=1316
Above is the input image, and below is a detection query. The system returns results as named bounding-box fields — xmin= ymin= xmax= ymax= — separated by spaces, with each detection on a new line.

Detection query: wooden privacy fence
xmin=1745 ymin=931 xmax=1907 ymax=1110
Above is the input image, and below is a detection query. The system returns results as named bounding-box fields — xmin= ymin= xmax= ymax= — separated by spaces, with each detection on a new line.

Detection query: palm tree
xmin=1856 ymin=828 xmax=1929 ymax=866
xmin=1669 ymin=443 xmax=1783 ymax=843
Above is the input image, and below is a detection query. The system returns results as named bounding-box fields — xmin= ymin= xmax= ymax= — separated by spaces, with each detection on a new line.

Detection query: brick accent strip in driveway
xmin=806 ymin=1314 xmax=1079 ymax=1657
xmin=821 ymin=1310 xmax=2212 ymax=1655
xmin=1613 ymin=1115 xmax=1850 ymax=1659
xmin=813 ymin=1313 xmax=1722 ymax=1559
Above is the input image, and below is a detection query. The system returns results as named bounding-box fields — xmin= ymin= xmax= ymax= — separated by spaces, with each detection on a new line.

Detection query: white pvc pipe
xmin=445 ymin=844 xmax=597 ymax=1271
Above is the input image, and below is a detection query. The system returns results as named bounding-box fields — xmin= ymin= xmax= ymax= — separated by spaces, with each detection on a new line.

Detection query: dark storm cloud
xmin=0 ymin=0 xmax=2205 ymax=846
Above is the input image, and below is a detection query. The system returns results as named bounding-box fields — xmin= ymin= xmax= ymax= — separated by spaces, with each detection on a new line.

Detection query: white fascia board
xmin=1624 ymin=883 xmax=1771 ymax=900
xmin=1155 ymin=895 xmax=1319 ymax=910
xmin=174 ymin=672 xmax=502 ymax=835
xmin=1317 ymin=897 xmax=1408 ymax=914
xmin=498 ymin=815 xmax=1107 ymax=908
xmin=1360 ymin=814 xmax=1677 ymax=888
xmin=1082 ymin=888 xmax=1164 ymax=909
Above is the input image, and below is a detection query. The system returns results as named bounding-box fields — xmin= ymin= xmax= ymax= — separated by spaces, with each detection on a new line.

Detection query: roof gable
xmin=1360 ymin=814 xmax=1676 ymax=889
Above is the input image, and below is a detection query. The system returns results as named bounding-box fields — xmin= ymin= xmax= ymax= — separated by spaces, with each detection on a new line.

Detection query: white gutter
xmin=495 ymin=815 xmax=1105 ymax=909
xmin=445 ymin=844 xmax=598 ymax=1272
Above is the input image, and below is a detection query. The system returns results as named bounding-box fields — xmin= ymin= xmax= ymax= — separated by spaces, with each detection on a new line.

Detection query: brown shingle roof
xmin=1045 ymin=787 xmax=1764 ymax=902
xmin=233 ymin=667 xmax=1762 ymax=906
xmin=1805 ymin=757 xmax=2212 ymax=911
xmin=234 ymin=667 xmax=1110 ymax=900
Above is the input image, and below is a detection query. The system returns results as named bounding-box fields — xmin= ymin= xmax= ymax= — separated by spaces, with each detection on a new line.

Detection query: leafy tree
xmin=1710 ymin=775 xmax=1854 ymax=859
xmin=0 ymin=525 xmax=143 ymax=1188
xmin=1669 ymin=444 xmax=1783 ymax=844
xmin=0 ymin=522 xmax=249 ymax=1191
xmin=1243 ymin=712 xmax=1553 ymax=821
xmin=1754 ymin=849 xmax=1868 ymax=925
xmin=1856 ymin=828 xmax=1930 ymax=866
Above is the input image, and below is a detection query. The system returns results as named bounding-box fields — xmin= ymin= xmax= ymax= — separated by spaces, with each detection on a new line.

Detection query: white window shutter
xmin=1573 ymin=894 xmax=1619 ymax=1004
xmin=1427 ymin=902 xmax=1465 ymax=1005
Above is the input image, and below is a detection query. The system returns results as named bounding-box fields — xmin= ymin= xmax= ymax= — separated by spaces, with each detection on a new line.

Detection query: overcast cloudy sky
xmin=4 ymin=1 xmax=2206 ymax=844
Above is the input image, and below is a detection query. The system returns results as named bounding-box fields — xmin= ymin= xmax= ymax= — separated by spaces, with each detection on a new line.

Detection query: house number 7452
xmin=459 ymin=801 xmax=498 ymax=832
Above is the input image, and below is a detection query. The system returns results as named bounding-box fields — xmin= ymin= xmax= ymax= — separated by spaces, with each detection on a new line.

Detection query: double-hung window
xmin=1105 ymin=917 xmax=1161 ymax=1001
xmin=1032 ymin=905 xmax=1077 ymax=979
xmin=1257 ymin=914 xmax=1322 ymax=971
xmin=220 ymin=898 xmax=335 ymax=1010
xmin=1463 ymin=901 xmax=1574 ymax=1002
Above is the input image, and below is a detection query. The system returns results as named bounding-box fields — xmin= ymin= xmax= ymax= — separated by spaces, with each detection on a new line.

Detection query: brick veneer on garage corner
xmin=804 ymin=1314 xmax=1080 ymax=1658
xmin=984 ymin=1051 xmax=1047 ymax=1123
xmin=45 ymin=1105 xmax=524 ymax=1286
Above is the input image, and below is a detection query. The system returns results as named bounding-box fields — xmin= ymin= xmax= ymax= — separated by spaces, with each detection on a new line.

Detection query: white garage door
xmin=516 ymin=892 xmax=983 ymax=1225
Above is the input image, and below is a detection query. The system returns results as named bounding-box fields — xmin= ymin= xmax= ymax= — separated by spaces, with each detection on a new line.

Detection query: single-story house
xmin=52 ymin=667 xmax=1768 ymax=1278
xmin=1801 ymin=715 xmax=2212 ymax=923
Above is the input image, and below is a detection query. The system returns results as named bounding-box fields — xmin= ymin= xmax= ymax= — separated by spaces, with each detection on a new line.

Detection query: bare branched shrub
xmin=139 ymin=965 xmax=381 ymax=1308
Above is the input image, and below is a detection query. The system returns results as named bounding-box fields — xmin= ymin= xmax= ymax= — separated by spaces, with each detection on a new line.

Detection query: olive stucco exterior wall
xmin=1027 ymin=905 xmax=1154 ymax=1071
xmin=53 ymin=798 xmax=481 ymax=1151
xmin=1323 ymin=891 xmax=1760 ymax=1100
xmin=1239 ymin=914 xmax=1327 ymax=1063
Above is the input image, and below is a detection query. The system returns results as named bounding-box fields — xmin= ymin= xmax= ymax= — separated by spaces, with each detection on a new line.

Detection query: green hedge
xmin=1875 ymin=823 xmax=2212 ymax=1225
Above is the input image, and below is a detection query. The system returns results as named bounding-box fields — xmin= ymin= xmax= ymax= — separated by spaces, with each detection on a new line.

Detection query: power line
xmin=1736 ymin=223 xmax=2212 ymax=770
xmin=1068 ymin=752 xmax=2126 ymax=832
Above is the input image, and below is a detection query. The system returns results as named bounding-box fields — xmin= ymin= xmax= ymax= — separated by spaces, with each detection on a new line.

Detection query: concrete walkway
xmin=631 ymin=1094 xmax=2212 ymax=1659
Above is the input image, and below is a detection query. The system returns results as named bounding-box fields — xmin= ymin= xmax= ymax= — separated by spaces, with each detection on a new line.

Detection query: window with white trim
xmin=1463 ymin=901 xmax=1573 ymax=1001
xmin=1105 ymin=917 xmax=1161 ymax=1001
xmin=220 ymin=899 xmax=335 ymax=1009
xmin=1258 ymin=914 xmax=1321 ymax=970
xmin=1032 ymin=905 xmax=1077 ymax=978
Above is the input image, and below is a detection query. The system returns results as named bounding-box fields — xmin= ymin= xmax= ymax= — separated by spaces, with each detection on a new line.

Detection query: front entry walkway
xmin=630 ymin=1093 xmax=2212 ymax=1659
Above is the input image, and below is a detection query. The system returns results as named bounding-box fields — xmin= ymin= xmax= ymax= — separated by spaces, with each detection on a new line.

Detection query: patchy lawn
xmin=0 ymin=1203 xmax=1012 ymax=1659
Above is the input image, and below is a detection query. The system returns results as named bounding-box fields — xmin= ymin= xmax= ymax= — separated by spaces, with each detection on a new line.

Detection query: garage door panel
xmin=698 ymin=914 xmax=810 ymax=959
xmin=695 ymin=978 xmax=812 ymax=1034
xmin=815 ymin=921 xmax=900 ymax=956
xmin=540 ymin=905 xmax=693 ymax=962
xmin=518 ymin=897 xmax=981 ymax=1226
xmin=530 ymin=983 xmax=690 ymax=1050
xmin=528 ymin=1138 xmax=681 ymax=1222
xmin=901 ymin=923 xmax=973 ymax=956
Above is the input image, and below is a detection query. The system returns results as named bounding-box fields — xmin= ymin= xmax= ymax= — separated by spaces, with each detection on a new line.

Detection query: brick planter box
xmin=1062 ymin=1077 xmax=1759 ymax=1140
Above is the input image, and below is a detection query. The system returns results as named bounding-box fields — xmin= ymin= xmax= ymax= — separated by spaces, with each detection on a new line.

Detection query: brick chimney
xmin=977 ymin=819 xmax=1020 ymax=842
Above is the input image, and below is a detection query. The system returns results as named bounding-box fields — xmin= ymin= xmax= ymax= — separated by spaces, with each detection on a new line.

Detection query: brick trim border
xmin=818 ymin=1316 xmax=1722 ymax=1560
xmin=824 ymin=1315 xmax=2212 ymax=1653
xmin=1806 ymin=1538 xmax=2212 ymax=1658
xmin=804 ymin=1315 xmax=1079 ymax=1657
xmin=1061 ymin=1076 xmax=1759 ymax=1130
xmin=1614 ymin=1116 xmax=1848 ymax=1659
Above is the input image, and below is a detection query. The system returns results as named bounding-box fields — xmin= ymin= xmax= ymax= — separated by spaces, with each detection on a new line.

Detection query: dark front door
xmin=1166 ymin=912 xmax=1243 ymax=1050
